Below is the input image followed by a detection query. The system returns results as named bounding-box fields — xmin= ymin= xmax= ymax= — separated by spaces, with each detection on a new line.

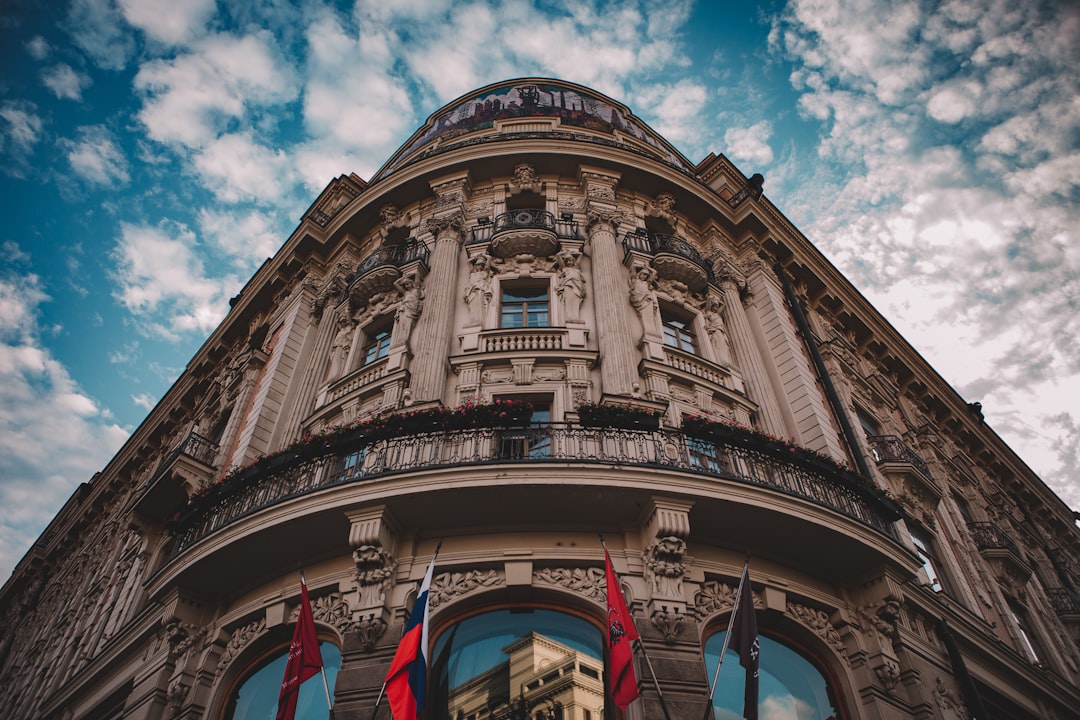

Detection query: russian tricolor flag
xmin=385 ymin=549 xmax=439 ymax=720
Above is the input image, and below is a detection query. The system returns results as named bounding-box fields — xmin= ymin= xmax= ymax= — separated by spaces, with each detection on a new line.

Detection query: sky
xmin=0 ymin=0 xmax=1077 ymax=580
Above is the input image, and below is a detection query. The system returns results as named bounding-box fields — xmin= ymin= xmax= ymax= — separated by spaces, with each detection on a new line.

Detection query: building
xmin=2 ymin=77 xmax=1079 ymax=720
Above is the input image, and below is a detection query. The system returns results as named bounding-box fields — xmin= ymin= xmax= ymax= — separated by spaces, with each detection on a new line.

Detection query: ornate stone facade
xmin=1 ymin=77 xmax=1077 ymax=720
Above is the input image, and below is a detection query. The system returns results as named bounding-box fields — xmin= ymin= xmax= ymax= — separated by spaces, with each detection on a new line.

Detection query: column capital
xmin=425 ymin=212 xmax=464 ymax=237
xmin=585 ymin=208 xmax=627 ymax=233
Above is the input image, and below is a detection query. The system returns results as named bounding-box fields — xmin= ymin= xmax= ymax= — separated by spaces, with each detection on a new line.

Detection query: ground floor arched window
xmin=225 ymin=640 xmax=341 ymax=720
xmin=431 ymin=608 xmax=605 ymax=720
xmin=704 ymin=632 xmax=839 ymax=720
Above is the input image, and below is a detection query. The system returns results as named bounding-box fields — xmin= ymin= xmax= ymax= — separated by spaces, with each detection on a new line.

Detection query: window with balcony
xmin=498 ymin=401 xmax=550 ymax=459
xmin=360 ymin=320 xmax=392 ymax=366
xmin=910 ymin=529 xmax=947 ymax=593
xmin=661 ymin=307 xmax=697 ymax=353
xmin=501 ymin=284 xmax=549 ymax=328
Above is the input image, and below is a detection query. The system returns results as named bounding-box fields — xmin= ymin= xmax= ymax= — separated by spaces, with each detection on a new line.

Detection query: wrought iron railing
xmin=969 ymin=521 xmax=1023 ymax=558
xmin=1047 ymin=588 xmax=1080 ymax=616
xmin=621 ymin=230 xmax=717 ymax=284
xmin=468 ymin=211 xmax=581 ymax=245
xmin=866 ymin=435 xmax=932 ymax=477
xmin=141 ymin=431 xmax=219 ymax=490
xmin=170 ymin=423 xmax=900 ymax=556
xmin=353 ymin=239 xmax=429 ymax=278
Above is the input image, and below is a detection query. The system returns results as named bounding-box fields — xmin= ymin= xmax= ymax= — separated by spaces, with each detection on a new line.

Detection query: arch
xmin=702 ymin=610 xmax=853 ymax=720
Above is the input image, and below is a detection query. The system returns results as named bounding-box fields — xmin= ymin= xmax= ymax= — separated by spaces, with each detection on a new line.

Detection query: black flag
xmin=729 ymin=566 xmax=759 ymax=720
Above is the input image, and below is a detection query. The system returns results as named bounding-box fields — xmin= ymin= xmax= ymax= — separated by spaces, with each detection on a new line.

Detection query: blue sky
xmin=1 ymin=0 xmax=1077 ymax=579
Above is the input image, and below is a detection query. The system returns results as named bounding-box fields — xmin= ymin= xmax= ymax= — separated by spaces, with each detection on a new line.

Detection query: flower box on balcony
xmin=578 ymin=402 xmax=662 ymax=430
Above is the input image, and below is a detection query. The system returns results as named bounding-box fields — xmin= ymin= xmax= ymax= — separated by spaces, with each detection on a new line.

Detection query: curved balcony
xmin=622 ymin=230 xmax=716 ymax=291
xmin=346 ymin=239 xmax=430 ymax=302
xmin=168 ymin=422 xmax=901 ymax=557
xmin=475 ymin=209 xmax=561 ymax=258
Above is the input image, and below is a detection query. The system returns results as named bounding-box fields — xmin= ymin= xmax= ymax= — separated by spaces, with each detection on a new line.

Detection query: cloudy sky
xmin=1 ymin=0 xmax=1077 ymax=579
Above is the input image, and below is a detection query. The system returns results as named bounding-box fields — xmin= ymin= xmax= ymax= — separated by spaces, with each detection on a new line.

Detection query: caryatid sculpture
xmin=628 ymin=261 xmax=661 ymax=336
xmin=555 ymin=249 xmax=586 ymax=323
xmin=392 ymin=273 xmax=424 ymax=351
xmin=463 ymin=252 xmax=494 ymax=326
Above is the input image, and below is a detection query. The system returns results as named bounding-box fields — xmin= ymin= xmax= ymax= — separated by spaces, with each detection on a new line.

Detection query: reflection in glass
xmin=704 ymin=633 xmax=837 ymax=720
xmin=432 ymin=609 xmax=604 ymax=720
xmin=227 ymin=641 xmax=340 ymax=720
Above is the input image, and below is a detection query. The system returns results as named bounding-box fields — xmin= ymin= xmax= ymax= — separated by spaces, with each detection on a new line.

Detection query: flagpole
xmin=599 ymin=534 xmax=674 ymax=720
xmin=701 ymin=558 xmax=750 ymax=720
xmin=370 ymin=541 xmax=443 ymax=720
xmin=301 ymin=571 xmax=335 ymax=714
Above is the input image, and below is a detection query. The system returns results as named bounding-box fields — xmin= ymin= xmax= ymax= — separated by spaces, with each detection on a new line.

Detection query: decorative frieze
xmin=532 ymin=567 xmax=606 ymax=604
xmin=429 ymin=569 xmax=503 ymax=608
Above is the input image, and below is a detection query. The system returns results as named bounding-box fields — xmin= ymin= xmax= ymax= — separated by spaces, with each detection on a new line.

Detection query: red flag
xmin=276 ymin=577 xmax=324 ymax=720
xmin=729 ymin=566 xmax=759 ymax=720
xmin=385 ymin=549 xmax=439 ymax=720
xmin=604 ymin=549 xmax=640 ymax=709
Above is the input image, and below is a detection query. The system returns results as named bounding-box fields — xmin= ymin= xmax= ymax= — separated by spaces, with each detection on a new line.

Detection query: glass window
xmin=704 ymin=632 xmax=838 ymax=720
xmin=226 ymin=641 xmax=340 ymax=720
xmin=910 ymin=530 xmax=946 ymax=593
xmin=498 ymin=404 xmax=551 ymax=459
xmin=1007 ymin=601 xmax=1041 ymax=663
xmin=361 ymin=322 xmax=392 ymax=365
xmin=688 ymin=437 xmax=723 ymax=473
xmin=501 ymin=286 xmax=549 ymax=328
xmin=431 ymin=608 xmax=604 ymax=720
xmin=661 ymin=311 xmax=697 ymax=352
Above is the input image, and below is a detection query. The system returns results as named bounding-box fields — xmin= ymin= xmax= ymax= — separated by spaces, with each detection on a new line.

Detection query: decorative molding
xmin=216 ymin=617 xmax=266 ymax=675
xmin=650 ymin=609 xmax=684 ymax=644
xmin=354 ymin=614 xmax=388 ymax=652
xmin=787 ymin=602 xmax=847 ymax=661
xmin=429 ymin=569 xmax=503 ymax=608
xmin=533 ymin=567 xmax=606 ymax=603
xmin=642 ymin=536 xmax=686 ymax=601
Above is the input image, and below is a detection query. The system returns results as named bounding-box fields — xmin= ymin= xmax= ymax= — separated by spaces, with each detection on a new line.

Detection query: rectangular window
xmin=688 ymin=437 xmax=722 ymax=473
xmin=501 ymin=286 xmax=549 ymax=328
xmin=661 ymin=310 xmax=697 ymax=353
xmin=497 ymin=403 xmax=551 ymax=459
xmin=911 ymin=530 xmax=946 ymax=593
xmin=1008 ymin=601 xmax=1042 ymax=663
xmin=361 ymin=322 xmax=392 ymax=365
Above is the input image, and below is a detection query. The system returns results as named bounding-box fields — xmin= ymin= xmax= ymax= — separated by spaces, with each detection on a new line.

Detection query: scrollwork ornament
xmin=650 ymin=609 xmax=683 ymax=644
xmin=425 ymin=212 xmax=465 ymax=237
xmin=787 ymin=602 xmax=847 ymax=661
xmin=216 ymin=618 xmax=266 ymax=675
xmin=584 ymin=209 xmax=624 ymax=233
xmin=642 ymin=537 xmax=686 ymax=600
xmin=533 ymin=567 xmax=606 ymax=603
xmin=693 ymin=580 xmax=738 ymax=618
xmin=167 ymin=676 xmax=188 ymax=711
xmin=354 ymin=613 xmax=388 ymax=652
xmin=429 ymin=569 xmax=503 ymax=608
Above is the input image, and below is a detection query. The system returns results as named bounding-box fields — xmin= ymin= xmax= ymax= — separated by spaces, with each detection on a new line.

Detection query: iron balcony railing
xmin=142 ymin=430 xmax=219 ymax=490
xmin=866 ymin=435 xmax=932 ymax=478
xmin=1047 ymin=588 xmax=1080 ymax=616
xmin=468 ymin=209 xmax=581 ymax=245
xmin=621 ymin=230 xmax=717 ymax=284
xmin=352 ymin=239 xmax=429 ymax=277
xmin=170 ymin=423 xmax=900 ymax=556
xmin=969 ymin=521 xmax=1024 ymax=559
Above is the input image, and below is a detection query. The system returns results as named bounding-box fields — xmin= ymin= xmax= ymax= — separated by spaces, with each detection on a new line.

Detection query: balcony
xmin=169 ymin=422 xmax=901 ymax=556
xmin=346 ymin=239 xmax=430 ymax=303
xmin=134 ymin=430 xmax=219 ymax=522
xmin=622 ymin=230 xmax=716 ymax=291
xmin=467 ymin=209 xmax=581 ymax=257
xmin=969 ymin=521 xmax=1032 ymax=590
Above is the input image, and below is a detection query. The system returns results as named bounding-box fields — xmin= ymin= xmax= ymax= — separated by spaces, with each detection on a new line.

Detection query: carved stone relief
xmin=354 ymin=544 xmax=397 ymax=610
xmin=532 ymin=567 xmax=606 ymax=604
xmin=642 ymin=536 xmax=686 ymax=601
xmin=429 ymin=569 xmax=503 ymax=608
xmin=786 ymin=602 xmax=848 ymax=661
xmin=216 ymin=617 xmax=266 ymax=675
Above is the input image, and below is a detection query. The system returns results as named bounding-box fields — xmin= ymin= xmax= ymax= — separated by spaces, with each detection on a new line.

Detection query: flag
xmin=385 ymin=549 xmax=439 ymax=720
xmin=276 ymin=577 xmax=324 ymax=720
xmin=604 ymin=549 xmax=640 ymax=709
xmin=729 ymin=566 xmax=759 ymax=720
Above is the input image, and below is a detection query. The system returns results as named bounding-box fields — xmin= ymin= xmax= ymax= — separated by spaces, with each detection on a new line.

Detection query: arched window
xmin=225 ymin=641 xmax=341 ymax=720
xmin=704 ymin=632 xmax=840 ymax=720
xmin=431 ymin=608 xmax=605 ymax=720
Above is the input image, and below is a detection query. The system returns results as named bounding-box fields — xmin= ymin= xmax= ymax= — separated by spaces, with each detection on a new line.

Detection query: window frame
xmin=660 ymin=305 xmax=698 ymax=354
xmin=500 ymin=282 xmax=551 ymax=329
xmin=359 ymin=318 xmax=392 ymax=366
xmin=910 ymin=528 xmax=948 ymax=594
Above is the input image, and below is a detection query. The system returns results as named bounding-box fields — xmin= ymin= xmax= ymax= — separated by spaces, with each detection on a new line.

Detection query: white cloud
xmin=0 ymin=244 xmax=128 ymax=580
xmin=776 ymin=0 xmax=1080 ymax=507
xmin=63 ymin=125 xmax=130 ymax=187
xmin=41 ymin=63 xmax=91 ymax=101
xmin=197 ymin=207 xmax=284 ymax=264
xmin=26 ymin=36 xmax=51 ymax=60
xmin=134 ymin=31 xmax=299 ymax=148
xmin=192 ymin=131 xmax=296 ymax=204
xmin=0 ymin=101 xmax=44 ymax=175
xmin=112 ymin=221 xmax=241 ymax=337
xmin=118 ymin=0 xmax=217 ymax=45
xmin=65 ymin=0 xmax=136 ymax=71
xmin=131 ymin=391 xmax=156 ymax=410
xmin=724 ymin=122 xmax=775 ymax=166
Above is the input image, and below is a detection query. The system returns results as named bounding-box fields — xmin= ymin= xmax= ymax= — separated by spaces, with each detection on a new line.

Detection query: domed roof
xmin=373 ymin=77 xmax=694 ymax=180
